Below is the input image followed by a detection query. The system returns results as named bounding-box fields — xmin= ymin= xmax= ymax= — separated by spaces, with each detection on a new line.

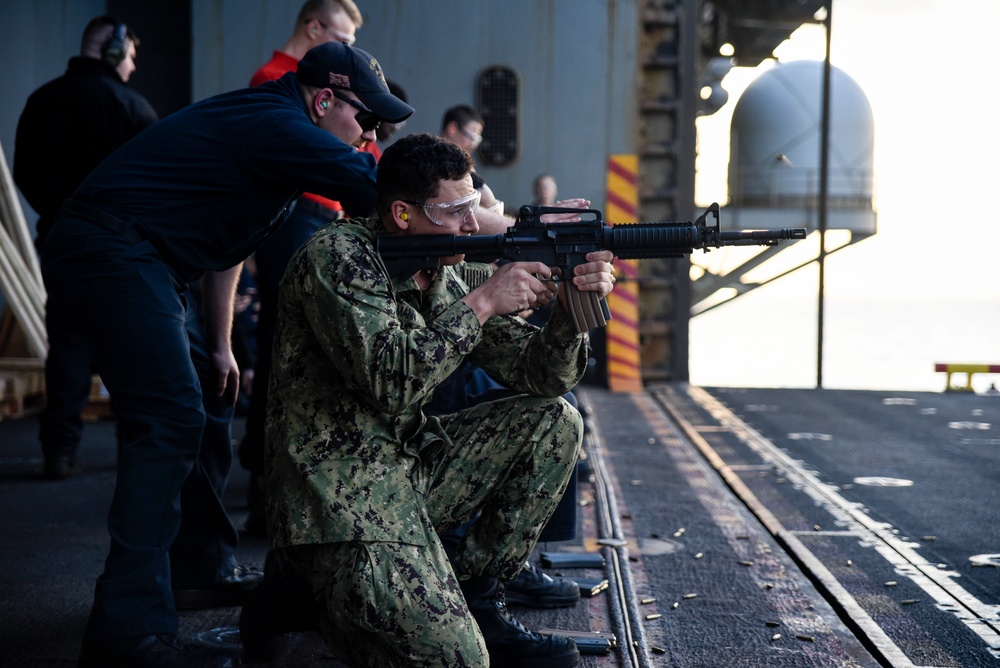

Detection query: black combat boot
xmin=239 ymin=552 xmax=319 ymax=661
xmin=505 ymin=560 xmax=581 ymax=608
xmin=460 ymin=575 xmax=580 ymax=668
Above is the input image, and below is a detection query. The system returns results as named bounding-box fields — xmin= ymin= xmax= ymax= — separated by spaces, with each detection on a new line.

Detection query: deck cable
xmin=581 ymin=392 xmax=653 ymax=668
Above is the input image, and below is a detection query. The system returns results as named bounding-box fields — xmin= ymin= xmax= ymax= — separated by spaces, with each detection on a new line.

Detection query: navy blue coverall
xmin=40 ymin=72 xmax=377 ymax=641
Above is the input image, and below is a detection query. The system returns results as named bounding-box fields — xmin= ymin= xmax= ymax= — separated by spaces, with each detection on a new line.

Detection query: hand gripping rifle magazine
xmin=377 ymin=202 xmax=807 ymax=333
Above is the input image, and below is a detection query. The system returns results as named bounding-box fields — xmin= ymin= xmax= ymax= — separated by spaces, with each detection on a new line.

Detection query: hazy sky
xmin=688 ymin=0 xmax=1000 ymax=390
xmin=695 ymin=0 xmax=1000 ymax=301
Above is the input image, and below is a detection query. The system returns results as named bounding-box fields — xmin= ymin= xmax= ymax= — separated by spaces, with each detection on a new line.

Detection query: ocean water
xmin=688 ymin=295 xmax=1000 ymax=393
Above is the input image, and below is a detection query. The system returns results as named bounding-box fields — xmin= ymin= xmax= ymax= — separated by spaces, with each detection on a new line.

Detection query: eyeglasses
xmin=314 ymin=19 xmax=356 ymax=46
xmin=331 ymin=91 xmax=381 ymax=133
xmin=403 ymin=190 xmax=481 ymax=227
xmin=459 ymin=126 xmax=483 ymax=147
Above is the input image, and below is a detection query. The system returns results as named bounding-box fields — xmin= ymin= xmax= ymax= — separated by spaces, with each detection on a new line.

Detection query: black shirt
xmin=14 ymin=57 xmax=158 ymax=243
xmin=63 ymin=72 xmax=378 ymax=280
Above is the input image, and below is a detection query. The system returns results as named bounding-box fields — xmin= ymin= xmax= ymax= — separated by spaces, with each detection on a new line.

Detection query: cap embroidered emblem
xmin=369 ymin=58 xmax=388 ymax=88
xmin=328 ymin=73 xmax=350 ymax=87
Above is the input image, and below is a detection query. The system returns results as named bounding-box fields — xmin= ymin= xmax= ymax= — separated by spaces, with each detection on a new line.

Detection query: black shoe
xmin=461 ymin=576 xmax=579 ymax=668
xmin=78 ymin=633 xmax=236 ymax=667
xmin=505 ymin=561 xmax=581 ymax=608
xmin=239 ymin=557 xmax=318 ymax=661
xmin=42 ymin=455 xmax=82 ymax=480
xmin=174 ymin=564 xmax=264 ymax=610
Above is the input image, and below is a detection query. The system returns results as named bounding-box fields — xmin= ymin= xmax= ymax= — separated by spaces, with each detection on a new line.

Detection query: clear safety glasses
xmin=314 ymin=19 xmax=356 ymax=46
xmin=403 ymin=190 xmax=481 ymax=227
xmin=460 ymin=126 xmax=483 ymax=147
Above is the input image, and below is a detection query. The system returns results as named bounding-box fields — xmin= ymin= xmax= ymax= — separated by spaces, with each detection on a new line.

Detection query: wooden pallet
xmin=0 ymin=358 xmax=113 ymax=421
xmin=0 ymin=358 xmax=45 ymax=420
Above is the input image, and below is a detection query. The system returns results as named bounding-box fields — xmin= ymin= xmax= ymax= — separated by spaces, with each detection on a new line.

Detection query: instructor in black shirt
xmin=14 ymin=15 xmax=158 ymax=480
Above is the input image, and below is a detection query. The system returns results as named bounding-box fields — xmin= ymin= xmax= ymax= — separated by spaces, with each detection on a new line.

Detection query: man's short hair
xmin=297 ymin=0 xmax=363 ymax=29
xmin=441 ymin=105 xmax=484 ymax=133
xmin=376 ymin=133 xmax=474 ymax=216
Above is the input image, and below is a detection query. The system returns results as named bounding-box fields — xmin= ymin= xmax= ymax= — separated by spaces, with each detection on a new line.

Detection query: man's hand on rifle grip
xmin=462 ymin=260 xmax=554 ymax=324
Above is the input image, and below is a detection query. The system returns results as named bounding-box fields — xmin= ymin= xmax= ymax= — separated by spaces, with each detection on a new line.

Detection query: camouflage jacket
xmin=264 ymin=214 xmax=589 ymax=548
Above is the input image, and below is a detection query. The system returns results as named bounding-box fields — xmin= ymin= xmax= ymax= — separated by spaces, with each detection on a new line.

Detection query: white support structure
xmin=0 ymin=140 xmax=47 ymax=358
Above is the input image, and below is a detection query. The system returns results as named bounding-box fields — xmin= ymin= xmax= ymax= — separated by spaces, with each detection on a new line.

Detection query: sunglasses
xmin=331 ymin=91 xmax=381 ymax=133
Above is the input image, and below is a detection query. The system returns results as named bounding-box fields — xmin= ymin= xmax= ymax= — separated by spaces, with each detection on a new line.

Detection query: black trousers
xmin=43 ymin=219 xmax=238 ymax=640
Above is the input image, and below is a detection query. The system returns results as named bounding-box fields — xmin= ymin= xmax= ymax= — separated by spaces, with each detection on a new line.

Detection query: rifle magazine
xmin=565 ymin=284 xmax=609 ymax=333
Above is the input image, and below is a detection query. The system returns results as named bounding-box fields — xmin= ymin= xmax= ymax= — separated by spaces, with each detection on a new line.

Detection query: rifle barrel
xmin=718 ymin=228 xmax=807 ymax=242
xmin=608 ymin=223 xmax=806 ymax=259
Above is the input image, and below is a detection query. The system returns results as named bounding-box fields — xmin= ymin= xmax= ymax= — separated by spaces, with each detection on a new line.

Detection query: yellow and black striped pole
xmin=604 ymin=155 xmax=643 ymax=392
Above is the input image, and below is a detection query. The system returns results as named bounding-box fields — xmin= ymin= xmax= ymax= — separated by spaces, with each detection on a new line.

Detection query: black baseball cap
xmin=296 ymin=42 xmax=413 ymax=123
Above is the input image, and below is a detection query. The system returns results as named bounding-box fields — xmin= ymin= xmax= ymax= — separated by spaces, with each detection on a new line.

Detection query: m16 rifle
xmin=377 ymin=202 xmax=806 ymax=332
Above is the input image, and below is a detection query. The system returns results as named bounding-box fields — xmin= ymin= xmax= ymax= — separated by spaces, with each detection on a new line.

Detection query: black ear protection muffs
xmin=102 ymin=23 xmax=128 ymax=67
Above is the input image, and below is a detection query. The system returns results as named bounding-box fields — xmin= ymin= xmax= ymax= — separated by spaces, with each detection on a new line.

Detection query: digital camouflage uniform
xmin=265 ymin=215 xmax=588 ymax=666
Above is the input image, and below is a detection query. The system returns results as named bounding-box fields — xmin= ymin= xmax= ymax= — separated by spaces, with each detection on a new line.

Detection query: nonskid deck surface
xmin=3 ymin=383 xmax=994 ymax=666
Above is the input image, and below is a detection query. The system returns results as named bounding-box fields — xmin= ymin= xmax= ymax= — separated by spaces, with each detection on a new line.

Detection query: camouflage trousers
xmin=281 ymin=394 xmax=582 ymax=667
